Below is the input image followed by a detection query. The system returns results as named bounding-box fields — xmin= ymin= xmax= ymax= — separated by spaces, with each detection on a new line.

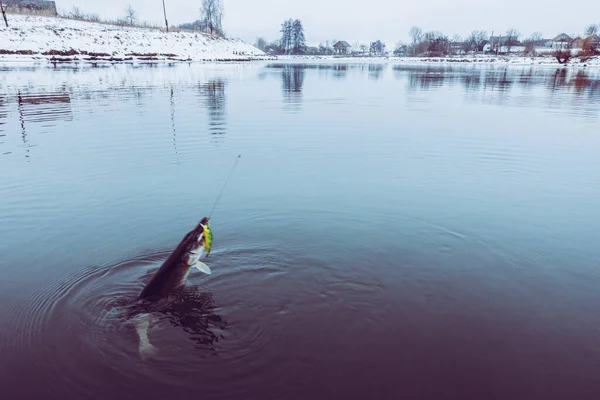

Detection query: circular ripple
xmin=1 ymin=244 xmax=299 ymax=398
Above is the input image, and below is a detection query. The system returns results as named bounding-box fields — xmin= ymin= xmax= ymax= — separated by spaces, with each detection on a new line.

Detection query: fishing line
xmin=209 ymin=154 xmax=242 ymax=218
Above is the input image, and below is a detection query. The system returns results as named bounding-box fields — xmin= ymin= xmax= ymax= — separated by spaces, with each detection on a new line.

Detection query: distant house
xmin=333 ymin=41 xmax=352 ymax=55
xmin=3 ymin=0 xmax=57 ymax=15
xmin=484 ymin=36 xmax=523 ymax=53
xmin=586 ymin=34 xmax=600 ymax=47
xmin=484 ymin=36 xmax=507 ymax=52
xmin=551 ymin=33 xmax=572 ymax=49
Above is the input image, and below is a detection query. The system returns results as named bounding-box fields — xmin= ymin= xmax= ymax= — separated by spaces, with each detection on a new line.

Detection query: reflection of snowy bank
xmin=0 ymin=14 xmax=266 ymax=63
xmin=272 ymin=55 xmax=600 ymax=68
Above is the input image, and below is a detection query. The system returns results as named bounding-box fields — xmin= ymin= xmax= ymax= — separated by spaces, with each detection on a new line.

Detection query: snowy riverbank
xmin=273 ymin=54 xmax=600 ymax=68
xmin=0 ymin=14 xmax=267 ymax=63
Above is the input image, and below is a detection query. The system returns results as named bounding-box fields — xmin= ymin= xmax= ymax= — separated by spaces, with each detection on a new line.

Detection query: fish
xmin=134 ymin=216 xmax=214 ymax=358
xmin=138 ymin=216 xmax=213 ymax=300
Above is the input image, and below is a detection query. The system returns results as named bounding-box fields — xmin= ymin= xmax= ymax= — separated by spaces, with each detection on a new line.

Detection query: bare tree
xmin=468 ymin=30 xmax=488 ymax=54
xmin=69 ymin=6 xmax=84 ymax=19
xmin=409 ymin=26 xmax=423 ymax=55
xmin=585 ymin=24 xmax=598 ymax=36
xmin=451 ymin=34 xmax=462 ymax=55
xmin=505 ymin=28 xmax=520 ymax=53
xmin=529 ymin=32 xmax=543 ymax=42
xmin=523 ymin=32 xmax=540 ymax=54
xmin=554 ymin=40 xmax=573 ymax=63
xmin=524 ymin=32 xmax=543 ymax=55
xmin=124 ymin=5 xmax=138 ymax=26
xmin=200 ymin=0 xmax=224 ymax=36
xmin=254 ymin=37 xmax=267 ymax=51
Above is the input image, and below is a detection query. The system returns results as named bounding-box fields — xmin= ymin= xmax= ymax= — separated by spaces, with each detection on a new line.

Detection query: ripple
xmin=0 ymin=244 xmax=308 ymax=398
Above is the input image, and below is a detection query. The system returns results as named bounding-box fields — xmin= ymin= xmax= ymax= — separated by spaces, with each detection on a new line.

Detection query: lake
xmin=1 ymin=61 xmax=600 ymax=399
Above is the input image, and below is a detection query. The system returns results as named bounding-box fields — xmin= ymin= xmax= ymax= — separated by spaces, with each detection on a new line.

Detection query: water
xmin=1 ymin=61 xmax=600 ymax=399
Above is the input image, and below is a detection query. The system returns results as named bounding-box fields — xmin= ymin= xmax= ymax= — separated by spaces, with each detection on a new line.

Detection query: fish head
xmin=182 ymin=217 xmax=210 ymax=266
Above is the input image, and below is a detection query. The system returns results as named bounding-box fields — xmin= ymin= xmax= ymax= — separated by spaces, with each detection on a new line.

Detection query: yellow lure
xmin=202 ymin=223 xmax=213 ymax=256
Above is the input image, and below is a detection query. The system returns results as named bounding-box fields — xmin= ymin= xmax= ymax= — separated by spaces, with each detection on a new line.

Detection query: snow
xmin=273 ymin=55 xmax=600 ymax=68
xmin=0 ymin=14 xmax=268 ymax=63
xmin=1 ymin=14 xmax=598 ymax=68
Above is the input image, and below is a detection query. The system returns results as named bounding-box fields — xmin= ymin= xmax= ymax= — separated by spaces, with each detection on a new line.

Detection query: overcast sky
xmin=58 ymin=0 xmax=600 ymax=47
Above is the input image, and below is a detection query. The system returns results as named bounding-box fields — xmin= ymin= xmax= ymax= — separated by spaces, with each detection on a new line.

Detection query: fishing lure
xmin=202 ymin=222 xmax=213 ymax=256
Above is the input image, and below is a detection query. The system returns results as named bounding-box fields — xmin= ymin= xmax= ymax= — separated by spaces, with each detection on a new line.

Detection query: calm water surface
xmin=1 ymin=61 xmax=600 ymax=399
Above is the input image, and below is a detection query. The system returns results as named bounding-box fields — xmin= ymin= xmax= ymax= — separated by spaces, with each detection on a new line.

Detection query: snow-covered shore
xmin=1 ymin=14 xmax=598 ymax=68
xmin=0 ymin=14 xmax=268 ymax=63
xmin=273 ymin=54 xmax=600 ymax=68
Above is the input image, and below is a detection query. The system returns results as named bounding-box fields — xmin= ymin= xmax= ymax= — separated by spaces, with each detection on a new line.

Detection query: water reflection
xmin=280 ymin=65 xmax=305 ymax=107
xmin=134 ymin=287 xmax=229 ymax=352
xmin=332 ymin=64 xmax=348 ymax=80
xmin=0 ymin=96 xmax=6 ymax=155
xmin=368 ymin=64 xmax=385 ymax=80
xmin=16 ymin=91 xmax=73 ymax=124
xmin=198 ymin=80 xmax=227 ymax=136
xmin=394 ymin=65 xmax=600 ymax=97
xmin=170 ymin=86 xmax=179 ymax=164
xmin=0 ymin=97 xmax=6 ymax=129
xmin=268 ymin=62 xmax=388 ymax=82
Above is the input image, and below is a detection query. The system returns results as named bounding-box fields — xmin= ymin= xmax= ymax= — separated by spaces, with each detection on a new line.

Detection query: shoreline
xmin=2 ymin=53 xmax=598 ymax=68
xmin=2 ymin=52 xmax=598 ymax=69
xmin=0 ymin=14 xmax=268 ymax=64
xmin=1 ymin=15 xmax=598 ymax=68
xmin=269 ymin=55 xmax=600 ymax=68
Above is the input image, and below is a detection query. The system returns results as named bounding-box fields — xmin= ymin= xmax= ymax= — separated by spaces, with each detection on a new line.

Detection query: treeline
xmin=254 ymin=19 xmax=388 ymax=56
xmin=255 ymin=18 xmax=307 ymax=55
xmin=60 ymin=5 xmax=159 ymax=29
xmin=255 ymin=21 xmax=600 ymax=59
xmin=54 ymin=1 xmax=226 ymax=36
xmin=398 ymin=23 xmax=600 ymax=58
xmin=177 ymin=0 xmax=224 ymax=36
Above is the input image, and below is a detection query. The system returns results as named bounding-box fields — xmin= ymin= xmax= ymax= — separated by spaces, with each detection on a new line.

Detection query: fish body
xmin=138 ymin=217 xmax=213 ymax=300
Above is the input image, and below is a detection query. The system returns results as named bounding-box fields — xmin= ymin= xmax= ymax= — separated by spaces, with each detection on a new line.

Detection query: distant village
xmin=301 ymin=33 xmax=600 ymax=59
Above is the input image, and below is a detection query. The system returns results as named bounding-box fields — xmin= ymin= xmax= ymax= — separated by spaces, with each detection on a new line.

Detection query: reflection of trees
xmin=461 ymin=73 xmax=482 ymax=91
xmin=572 ymin=71 xmax=590 ymax=95
xmin=397 ymin=66 xmax=455 ymax=91
xmin=199 ymin=79 xmax=227 ymax=135
xmin=392 ymin=65 xmax=600 ymax=113
xmin=549 ymin=69 xmax=568 ymax=91
xmin=280 ymin=65 xmax=305 ymax=108
xmin=332 ymin=64 xmax=347 ymax=79
xmin=482 ymin=69 xmax=514 ymax=92
xmin=368 ymin=64 xmax=385 ymax=80
xmin=517 ymin=68 xmax=534 ymax=91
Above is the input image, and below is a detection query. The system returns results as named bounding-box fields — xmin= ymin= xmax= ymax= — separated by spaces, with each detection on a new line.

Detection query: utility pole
xmin=162 ymin=0 xmax=169 ymax=32
xmin=1 ymin=0 xmax=9 ymax=28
